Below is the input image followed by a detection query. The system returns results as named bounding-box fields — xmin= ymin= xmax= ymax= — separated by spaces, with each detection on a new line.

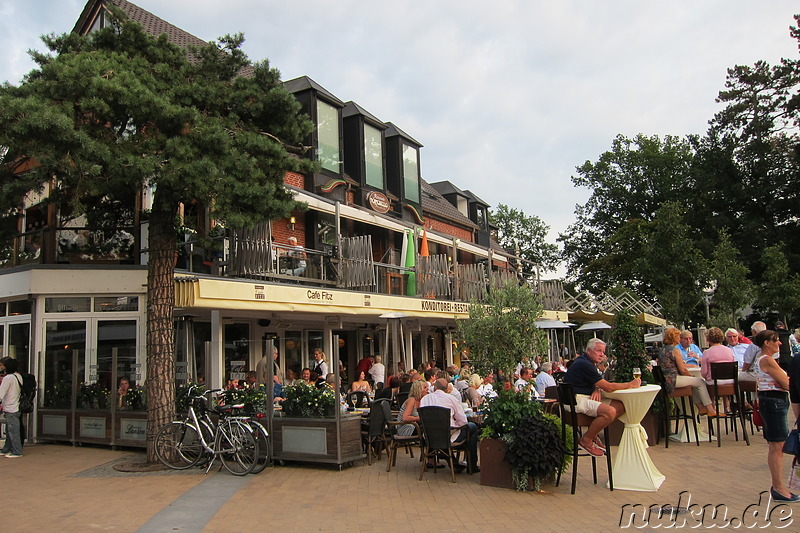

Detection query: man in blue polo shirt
xmin=677 ymin=330 xmax=702 ymax=366
xmin=564 ymin=338 xmax=641 ymax=456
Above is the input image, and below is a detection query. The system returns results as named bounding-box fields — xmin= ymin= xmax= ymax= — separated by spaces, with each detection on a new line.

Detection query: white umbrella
xmin=575 ymin=321 xmax=612 ymax=332
xmin=535 ymin=320 xmax=571 ymax=329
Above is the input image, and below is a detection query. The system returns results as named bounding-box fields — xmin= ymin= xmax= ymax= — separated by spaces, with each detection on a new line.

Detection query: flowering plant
xmin=282 ymin=382 xmax=336 ymax=417
xmin=222 ymin=385 xmax=269 ymax=414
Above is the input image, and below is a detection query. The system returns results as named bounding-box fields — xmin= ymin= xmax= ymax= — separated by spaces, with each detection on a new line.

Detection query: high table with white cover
xmin=602 ymin=384 xmax=665 ymax=491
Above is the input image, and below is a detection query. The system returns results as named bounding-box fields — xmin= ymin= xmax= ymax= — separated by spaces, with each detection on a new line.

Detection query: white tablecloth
xmin=602 ymin=384 xmax=665 ymax=491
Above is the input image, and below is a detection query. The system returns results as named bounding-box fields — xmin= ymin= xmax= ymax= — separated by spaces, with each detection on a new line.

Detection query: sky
xmin=1 ymin=1 xmax=798 ymax=271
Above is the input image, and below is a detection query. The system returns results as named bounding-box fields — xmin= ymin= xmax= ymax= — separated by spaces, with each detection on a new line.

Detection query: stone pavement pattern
xmin=0 ymin=429 xmax=785 ymax=532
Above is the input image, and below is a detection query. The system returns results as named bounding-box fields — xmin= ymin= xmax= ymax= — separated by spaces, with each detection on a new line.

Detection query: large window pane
xmin=364 ymin=124 xmax=383 ymax=188
xmin=45 ymin=297 xmax=91 ymax=313
xmin=97 ymin=320 xmax=139 ymax=411
xmin=316 ymin=100 xmax=340 ymax=173
xmin=284 ymin=331 xmax=302 ymax=381
xmin=402 ymin=143 xmax=420 ymax=203
xmin=44 ymin=321 xmax=86 ymax=409
xmin=8 ymin=323 xmax=30 ymax=373
xmin=224 ymin=323 xmax=250 ymax=385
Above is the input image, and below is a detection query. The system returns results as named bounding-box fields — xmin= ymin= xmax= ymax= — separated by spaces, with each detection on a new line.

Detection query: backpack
xmin=14 ymin=373 xmax=37 ymax=414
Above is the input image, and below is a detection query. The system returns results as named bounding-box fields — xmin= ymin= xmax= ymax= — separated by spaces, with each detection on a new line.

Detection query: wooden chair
xmin=555 ymin=382 xmax=613 ymax=494
xmin=709 ymin=362 xmax=750 ymax=447
xmin=417 ymin=406 xmax=471 ymax=483
xmin=651 ymin=366 xmax=699 ymax=447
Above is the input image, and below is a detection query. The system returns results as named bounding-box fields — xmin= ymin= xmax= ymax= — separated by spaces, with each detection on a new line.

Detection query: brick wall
xmin=284 ymin=171 xmax=304 ymax=188
xmin=272 ymin=213 xmax=306 ymax=246
xmin=426 ymin=219 xmax=473 ymax=243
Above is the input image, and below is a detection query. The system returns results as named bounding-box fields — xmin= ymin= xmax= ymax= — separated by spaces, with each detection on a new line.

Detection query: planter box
xmin=272 ymin=414 xmax=364 ymax=466
xmin=479 ymin=438 xmax=534 ymax=489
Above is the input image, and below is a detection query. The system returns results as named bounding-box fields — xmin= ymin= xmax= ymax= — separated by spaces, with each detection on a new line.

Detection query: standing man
xmin=368 ymin=355 xmax=386 ymax=388
xmin=420 ymin=378 xmax=480 ymax=472
xmin=0 ymin=357 xmax=23 ymax=457
xmin=677 ymin=330 xmax=702 ymax=367
xmin=564 ymin=339 xmax=640 ymax=456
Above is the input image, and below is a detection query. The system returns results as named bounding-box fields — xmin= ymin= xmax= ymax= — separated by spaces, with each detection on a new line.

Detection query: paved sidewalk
xmin=1 ymin=428 xmax=792 ymax=533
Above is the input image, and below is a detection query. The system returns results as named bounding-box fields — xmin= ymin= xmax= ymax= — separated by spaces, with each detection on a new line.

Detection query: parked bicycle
xmin=155 ymin=385 xmax=260 ymax=475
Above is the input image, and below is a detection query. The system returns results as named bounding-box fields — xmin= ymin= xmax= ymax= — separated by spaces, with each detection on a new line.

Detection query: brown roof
xmin=420 ymin=179 xmax=478 ymax=231
xmin=75 ymin=1 xmax=209 ymax=48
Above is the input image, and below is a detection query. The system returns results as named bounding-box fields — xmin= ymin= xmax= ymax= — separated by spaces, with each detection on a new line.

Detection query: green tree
xmin=0 ymin=11 xmax=313 ymax=462
xmin=753 ymin=245 xmax=800 ymax=324
xmin=558 ymin=134 xmax=695 ymax=293
xmin=707 ymin=230 xmax=754 ymax=329
xmin=489 ymin=204 xmax=559 ymax=273
xmin=608 ymin=309 xmax=651 ymax=383
xmin=456 ymin=281 xmax=547 ymax=380
xmin=635 ymin=203 xmax=709 ymax=327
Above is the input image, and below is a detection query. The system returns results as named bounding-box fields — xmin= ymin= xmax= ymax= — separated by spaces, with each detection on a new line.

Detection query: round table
xmin=602 ymin=384 xmax=665 ymax=491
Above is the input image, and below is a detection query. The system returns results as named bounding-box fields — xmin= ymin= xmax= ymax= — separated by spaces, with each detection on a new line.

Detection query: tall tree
xmin=753 ymin=245 xmax=800 ymax=324
xmin=707 ymin=230 xmax=754 ymax=329
xmin=558 ymin=134 xmax=695 ymax=292
xmin=635 ymin=202 xmax=709 ymax=326
xmin=490 ymin=204 xmax=559 ymax=273
xmin=0 ymin=11 xmax=313 ymax=461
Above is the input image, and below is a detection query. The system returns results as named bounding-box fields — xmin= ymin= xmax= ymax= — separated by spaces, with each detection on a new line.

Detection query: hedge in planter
xmin=505 ymin=412 xmax=569 ymax=492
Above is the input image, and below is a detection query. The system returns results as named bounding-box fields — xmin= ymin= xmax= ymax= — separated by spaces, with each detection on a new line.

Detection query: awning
xmin=575 ymin=321 xmax=612 ymax=332
xmin=535 ymin=320 xmax=571 ymax=329
xmin=636 ymin=312 xmax=666 ymax=327
xmin=568 ymin=310 xmax=616 ymax=323
xmin=175 ymin=276 xmax=566 ymax=322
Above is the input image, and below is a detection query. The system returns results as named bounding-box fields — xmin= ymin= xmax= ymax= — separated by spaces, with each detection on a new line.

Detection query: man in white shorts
xmin=563 ymin=338 xmax=641 ymax=456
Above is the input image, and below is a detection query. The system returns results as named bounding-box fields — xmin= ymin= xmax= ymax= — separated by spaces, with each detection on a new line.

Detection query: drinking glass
xmin=632 ymin=367 xmax=642 ymax=380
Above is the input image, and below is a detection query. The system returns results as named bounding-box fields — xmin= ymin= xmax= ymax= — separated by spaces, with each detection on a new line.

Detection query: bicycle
xmin=247 ymin=413 xmax=271 ymax=474
xmin=155 ymin=386 xmax=259 ymax=475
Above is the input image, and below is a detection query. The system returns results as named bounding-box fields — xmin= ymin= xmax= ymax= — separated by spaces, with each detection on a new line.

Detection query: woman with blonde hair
xmin=658 ymin=327 xmax=718 ymax=417
xmin=466 ymin=373 xmax=483 ymax=408
xmin=395 ymin=380 xmax=427 ymax=437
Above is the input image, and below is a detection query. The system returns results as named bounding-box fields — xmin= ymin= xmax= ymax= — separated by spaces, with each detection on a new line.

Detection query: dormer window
xmin=402 ymin=143 xmax=420 ymax=204
xmin=316 ymin=100 xmax=341 ymax=174
xmin=364 ymin=123 xmax=383 ymax=189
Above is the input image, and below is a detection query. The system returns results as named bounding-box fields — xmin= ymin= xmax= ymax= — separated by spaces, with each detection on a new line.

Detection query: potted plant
xmin=479 ymin=388 xmax=571 ymax=491
xmin=457 ymin=281 xmax=568 ymax=491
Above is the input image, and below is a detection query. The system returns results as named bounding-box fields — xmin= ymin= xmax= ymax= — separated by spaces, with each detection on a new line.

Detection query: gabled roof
xmin=342 ymin=101 xmax=386 ymax=129
xmin=429 ymin=180 xmax=489 ymax=207
xmin=73 ymin=0 xmax=209 ymax=49
xmin=283 ymin=76 xmax=345 ymax=107
xmin=420 ymin=179 xmax=477 ymax=231
xmin=384 ymin=122 xmax=422 ymax=147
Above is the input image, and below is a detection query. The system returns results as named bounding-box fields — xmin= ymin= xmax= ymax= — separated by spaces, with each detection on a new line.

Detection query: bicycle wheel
xmin=216 ymin=419 xmax=258 ymax=476
xmin=248 ymin=420 xmax=270 ymax=474
xmin=155 ymin=421 xmax=204 ymax=469
xmin=194 ymin=419 xmax=215 ymax=467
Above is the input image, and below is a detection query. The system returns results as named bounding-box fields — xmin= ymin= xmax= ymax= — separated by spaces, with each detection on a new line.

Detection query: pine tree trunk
xmin=145 ymin=193 xmax=178 ymax=464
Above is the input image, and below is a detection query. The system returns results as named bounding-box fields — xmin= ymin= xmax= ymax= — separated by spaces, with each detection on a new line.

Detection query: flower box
xmin=271 ymin=414 xmax=364 ymax=466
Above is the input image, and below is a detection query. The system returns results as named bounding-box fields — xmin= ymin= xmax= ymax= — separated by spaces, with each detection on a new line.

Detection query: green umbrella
xmin=405 ymin=229 xmax=416 ymax=296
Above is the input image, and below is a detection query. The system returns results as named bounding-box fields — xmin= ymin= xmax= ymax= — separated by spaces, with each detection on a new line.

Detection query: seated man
xmin=420 ymin=378 xmax=479 ymax=472
xmin=514 ymin=368 xmax=540 ymax=399
xmin=283 ymin=236 xmax=307 ymax=276
xmin=677 ymin=330 xmax=702 ymax=366
xmin=477 ymin=373 xmax=497 ymax=399
xmin=563 ymin=338 xmax=640 ymax=456
xmin=535 ymin=362 xmax=557 ymax=396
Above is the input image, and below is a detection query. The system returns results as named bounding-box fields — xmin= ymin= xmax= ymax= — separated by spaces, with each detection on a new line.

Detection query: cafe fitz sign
xmin=367 ymin=191 xmax=390 ymax=213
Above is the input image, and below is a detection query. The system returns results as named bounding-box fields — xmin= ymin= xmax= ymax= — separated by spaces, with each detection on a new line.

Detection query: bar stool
xmin=709 ymin=362 xmax=750 ymax=447
xmin=652 ymin=366 xmax=699 ymax=447
xmin=555 ymin=382 xmax=613 ymax=494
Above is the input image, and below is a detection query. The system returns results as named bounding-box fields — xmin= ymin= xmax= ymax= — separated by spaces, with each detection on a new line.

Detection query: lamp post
xmin=702 ymin=280 xmax=717 ymax=326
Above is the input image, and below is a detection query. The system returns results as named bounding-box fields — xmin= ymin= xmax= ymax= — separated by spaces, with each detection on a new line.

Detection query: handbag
xmin=784 ymin=429 xmax=800 ymax=455
xmin=752 ymin=400 xmax=764 ymax=428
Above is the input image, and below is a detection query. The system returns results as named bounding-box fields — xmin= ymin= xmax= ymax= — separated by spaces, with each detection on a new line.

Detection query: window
xmin=364 ymin=124 xmax=383 ymax=188
xmin=316 ymin=100 xmax=340 ymax=173
xmin=402 ymin=143 xmax=420 ymax=203
xmin=45 ymin=297 xmax=91 ymax=313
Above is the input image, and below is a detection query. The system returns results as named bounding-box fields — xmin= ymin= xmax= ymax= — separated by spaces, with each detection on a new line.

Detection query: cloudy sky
xmin=1 ymin=1 xmax=798 ymax=266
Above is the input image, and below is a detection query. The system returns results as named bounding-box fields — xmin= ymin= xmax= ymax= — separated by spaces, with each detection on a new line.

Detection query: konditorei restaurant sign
xmin=366 ymin=191 xmax=390 ymax=213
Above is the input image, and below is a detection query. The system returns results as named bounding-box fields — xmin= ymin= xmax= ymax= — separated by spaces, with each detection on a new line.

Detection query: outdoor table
xmin=602 ymin=384 xmax=665 ymax=491
xmin=670 ymin=367 xmax=714 ymax=443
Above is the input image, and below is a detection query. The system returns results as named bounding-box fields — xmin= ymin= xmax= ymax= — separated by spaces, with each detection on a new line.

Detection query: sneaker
xmin=5 ymin=453 xmax=22 ymax=458
xmin=578 ymin=440 xmax=604 ymax=457
xmin=771 ymin=488 xmax=800 ymax=503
